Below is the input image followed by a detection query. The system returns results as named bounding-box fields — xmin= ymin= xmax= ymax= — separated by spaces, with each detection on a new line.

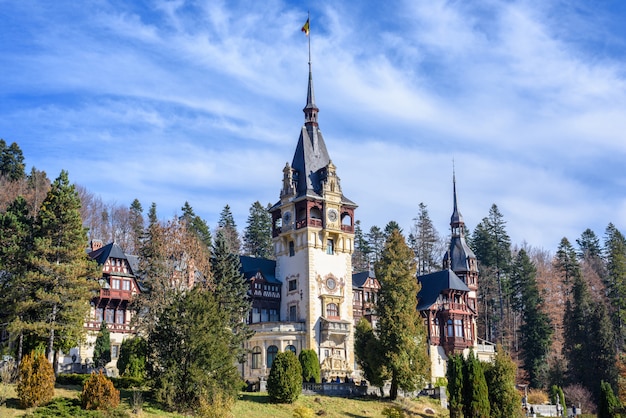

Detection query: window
xmin=111 ymin=345 xmax=119 ymax=359
xmin=252 ymin=308 xmax=260 ymax=323
xmin=289 ymin=305 xmax=297 ymax=322
xmin=96 ymin=308 xmax=104 ymax=322
xmin=106 ymin=309 xmax=114 ymax=324
xmin=122 ymin=280 xmax=130 ymax=291
xmin=289 ymin=241 xmax=295 ymax=257
xmin=261 ymin=309 xmax=269 ymax=322
xmin=447 ymin=319 xmax=453 ymax=337
xmin=326 ymin=239 xmax=334 ymax=255
xmin=288 ymin=279 xmax=297 ymax=291
xmin=434 ymin=317 xmax=440 ymax=337
xmin=286 ymin=345 xmax=296 ymax=354
xmin=326 ymin=303 xmax=339 ymax=318
xmin=269 ymin=309 xmax=279 ymax=322
xmin=116 ymin=310 xmax=124 ymax=324
xmin=267 ymin=346 xmax=278 ymax=368
xmin=455 ymin=319 xmax=463 ymax=337
xmin=251 ymin=346 xmax=262 ymax=369
xmin=111 ymin=279 xmax=120 ymax=289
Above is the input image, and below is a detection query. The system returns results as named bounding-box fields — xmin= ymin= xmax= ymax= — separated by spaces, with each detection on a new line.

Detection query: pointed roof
xmin=417 ymin=269 xmax=470 ymax=311
xmin=239 ymin=256 xmax=280 ymax=284
xmin=89 ymin=242 xmax=127 ymax=265
xmin=443 ymin=172 xmax=477 ymax=272
xmin=451 ymin=170 xmax=463 ymax=225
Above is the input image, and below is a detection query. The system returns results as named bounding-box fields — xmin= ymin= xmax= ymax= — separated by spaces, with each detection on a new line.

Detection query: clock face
xmin=327 ymin=209 xmax=338 ymax=222
xmin=326 ymin=278 xmax=336 ymax=290
xmin=283 ymin=211 xmax=291 ymax=223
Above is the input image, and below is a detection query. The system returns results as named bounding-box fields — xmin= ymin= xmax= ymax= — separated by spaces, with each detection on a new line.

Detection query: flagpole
xmin=308 ymin=11 xmax=311 ymax=66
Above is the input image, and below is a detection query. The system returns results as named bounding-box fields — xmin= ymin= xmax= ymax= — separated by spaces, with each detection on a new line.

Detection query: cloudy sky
xmin=2 ymin=0 xmax=625 ymax=253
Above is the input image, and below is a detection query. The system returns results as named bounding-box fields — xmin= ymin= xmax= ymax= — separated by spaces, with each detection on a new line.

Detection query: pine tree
xmin=446 ymin=354 xmax=464 ymax=418
xmin=93 ymin=321 xmax=111 ymax=368
xmin=242 ymin=201 xmax=273 ymax=259
xmin=180 ymin=201 xmax=212 ymax=250
xmin=375 ymin=229 xmax=429 ymax=399
xmin=212 ymin=230 xmax=253 ymax=363
xmin=148 ymin=287 xmax=240 ymax=413
xmin=366 ymin=225 xmax=385 ymax=265
xmin=605 ymin=223 xmax=626 ymax=349
xmin=463 ymin=351 xmax=490 ymax=418
xmin=117 ymin=337 xmax=147 ymax=378
xmin=577 ymin=228 xmax=602 ymax=260
xmin=217 ymin=204 xmax=241 ymax=254
xmin=511 ymin=249 xmax=552 ymax=388
xmin=598 ymin=380 xmax=621 ymax=418
xmin=128 ymin=199 xmax=144 ymax=255
xmin=408 ymin=202 xmax=442 ymax=275
xmin=0 ymin=139 xmax=26 ymax=181
xmin=484 ymin=347 xmax=523 ymax=418
xmin=298 ymin=349 xmax=321 ymax=383
xmin=352 ymin=220 xmax=371 ymax=272
xmin=26 ymin=170 xmax=99 ymax=367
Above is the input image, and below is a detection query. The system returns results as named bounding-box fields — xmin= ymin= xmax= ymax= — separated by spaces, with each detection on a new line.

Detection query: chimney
xmin=91 ymin=239 xmax=103 ymax=252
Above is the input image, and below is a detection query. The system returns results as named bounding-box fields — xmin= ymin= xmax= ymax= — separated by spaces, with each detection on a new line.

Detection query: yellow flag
xmin=301 ymin=18 xmax=309 ymax=36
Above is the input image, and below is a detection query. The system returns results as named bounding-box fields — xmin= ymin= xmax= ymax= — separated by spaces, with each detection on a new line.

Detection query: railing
xmin=320 ymin=320 xmax=350 ymax=334
xmin=340 ymin=225 xmax=354 ymax=233
xmin=85 ymin=321 xmax=134 ymax=333
xmin=100 ymin=289 xmax=132 ymax=300
xmin=251 ymin=322 xmax=306 ymax=333
xmin=437 ymin=302 xmax=467 ymax=312
xmin=302 ymin=382 xmax=368 ymax=397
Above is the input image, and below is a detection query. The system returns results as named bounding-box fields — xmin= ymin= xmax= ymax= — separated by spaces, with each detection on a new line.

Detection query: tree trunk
xmin=47 ymin=303 xmax=57 ymax=364
xmin=390 ymin=371 xmax=399 ymax=400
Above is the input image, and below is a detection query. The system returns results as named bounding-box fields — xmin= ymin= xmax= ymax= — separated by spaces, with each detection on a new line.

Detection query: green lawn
xmin=0 ymin=384 xmax=448 ymax=417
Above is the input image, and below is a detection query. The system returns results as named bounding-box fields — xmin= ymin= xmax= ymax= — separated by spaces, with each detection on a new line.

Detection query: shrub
xmin=17 ymin=351 xmax=55 ymax=408
xmin=81 ymin=370 xmax=120 ymax=410
xmin=116 ymin=337 xmax=146 ymax=379
xmin=55 ymin=373 xmax=89 ymax=386
xmin=109 ymin=376 xmax=144 ymax=389
xmin=382 ymin=405 xmax=406 ymax=418
xmin=267 ymin=351 xmax=302 ymax=403
xmin=293 ymin=405 xmax=316 ymax=418
xmin=527 ymin=388 xmax=549 ymax=404
xmin=299 ymin=349 xmax=321 ymax=383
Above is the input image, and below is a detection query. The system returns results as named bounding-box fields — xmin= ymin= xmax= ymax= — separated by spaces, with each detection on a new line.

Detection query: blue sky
xmin=1 ymin=0 xmax=625 ymax=253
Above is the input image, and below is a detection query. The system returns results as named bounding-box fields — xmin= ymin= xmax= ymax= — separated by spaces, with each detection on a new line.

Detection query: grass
xmin=1 ymin=384 xmax=448 ymax=418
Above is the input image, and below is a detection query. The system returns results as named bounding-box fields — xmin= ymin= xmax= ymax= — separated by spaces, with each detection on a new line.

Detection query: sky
xmin=1 ymin=0 xmax=625 ymax=254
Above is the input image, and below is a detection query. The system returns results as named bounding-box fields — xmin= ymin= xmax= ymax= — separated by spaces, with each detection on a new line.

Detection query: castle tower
xmin=269 ymin=63 xmax=357 ymax=378
xmin=442 ymin=172 xmax=478 ymax=344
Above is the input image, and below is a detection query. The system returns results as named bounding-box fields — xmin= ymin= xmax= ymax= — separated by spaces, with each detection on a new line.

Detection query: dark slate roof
xmin=239 ymin=256 xmax=280 ymax=284
xmin=352 ymin=271 xmax=374 ymax=288
xmin=416 ymin=269 xmax=470 ymax=311
xmin=443 ymin=238 xmax=477 ymax=272
xmin=89 ymin=242 xmax=127 ymax=265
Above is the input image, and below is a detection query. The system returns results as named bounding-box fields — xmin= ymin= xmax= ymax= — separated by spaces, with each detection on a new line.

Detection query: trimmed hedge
xmin=56 ymin=373 xmax=144 ymax=389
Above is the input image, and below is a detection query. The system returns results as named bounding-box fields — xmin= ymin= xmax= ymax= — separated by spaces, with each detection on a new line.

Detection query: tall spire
xmin=451 ymin=164 xmax=464 ymax=229
xmin=303 ymin=62 xmax=318 ymax=126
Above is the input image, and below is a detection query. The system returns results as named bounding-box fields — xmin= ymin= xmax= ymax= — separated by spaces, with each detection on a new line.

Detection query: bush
xmin=81 ymin=370 xmax=120 ymax=410
xmin=267 ymin=351 xmax=302 ymax=403
xmin=17 ymin=351 xmax=55 ymax=408
xmin=116 ymin=337 xmax=146 ymax=379
xmin=527 ymin=388 xmax=549 ymax=404
xmin=109 ymin=376 xmax=144 ymax=389
xmin=299 ymin=349 xmax=321 ymax=383
xmin=55 ymin=373 xmax=89 ymax=386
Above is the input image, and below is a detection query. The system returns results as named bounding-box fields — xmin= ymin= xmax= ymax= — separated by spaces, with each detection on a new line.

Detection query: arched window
xmin=251 ymin=346 xmax=262 ymax=369
xmin=285 ymin=345 xmax=296 ymax=354
xmin=434 ymin=317 xmax=440 ymax=337
xmin=267 ymin=345 xmax=278 ymax=368
xmin=326 ymin=303 xmax=339 ymax=318
xmin=310 ymin=207 xmax=322 ymax=219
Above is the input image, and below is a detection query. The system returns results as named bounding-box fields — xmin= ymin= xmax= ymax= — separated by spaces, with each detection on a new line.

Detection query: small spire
xmin=450 ymin=163 xmax=464 ymax=234
xmin=303 ymin=60 xmax=319 ymax=126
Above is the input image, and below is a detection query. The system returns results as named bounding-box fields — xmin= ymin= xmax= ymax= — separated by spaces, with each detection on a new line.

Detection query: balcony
xmin=85 ymin=320 xmax=134 ymax=334
xmin=99 ymin=288 xmax=133 ymax=301
xmin=320 ymin=318 xmax=351 ymax=345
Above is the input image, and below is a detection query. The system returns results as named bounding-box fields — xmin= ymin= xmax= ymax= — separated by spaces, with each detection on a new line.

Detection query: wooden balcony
xmin=99 ymin=288 xmax=133 ymax=301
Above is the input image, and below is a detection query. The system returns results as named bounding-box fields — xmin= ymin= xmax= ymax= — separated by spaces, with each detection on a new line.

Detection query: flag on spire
xmin=301 ymin=18 xmax=310 ymax=36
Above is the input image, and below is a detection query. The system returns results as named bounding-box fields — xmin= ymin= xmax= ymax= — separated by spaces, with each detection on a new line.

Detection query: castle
xmin=67 ymin=62 xmax=491 ymax=383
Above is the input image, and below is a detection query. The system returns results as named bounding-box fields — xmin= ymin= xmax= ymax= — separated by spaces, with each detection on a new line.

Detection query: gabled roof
xmin=352 ymin=271 xmax=375 ymax=288
xmin=416 ymin=269 xmax=470 ymax=311
xmin=239 ymin=256 xmax=280 ymax=284
xmin=89 ymin=242 xmax=128 ymax=266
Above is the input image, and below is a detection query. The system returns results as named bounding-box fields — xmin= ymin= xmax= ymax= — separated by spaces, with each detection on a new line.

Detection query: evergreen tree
xmin=217 ymin=204 xmax=241 ymax=254
xmin=605 ymin=223 xmax=626 ymax=348
xmin=598 ymin=380 xmax=621 ymax=418
xmin=484 ymin=347 xmax=523 ymax=418
xmin=242 ymin=201 xmax=273 ymax=259
xmin=446 ymin=354 xmax=464 ymax=418
xmin=93 ymin=321 xmax=111 ymax=368
xmin=0 ymin=139 xmax=26 ymax=181
xmin=180 ymin=201 xmax=212 ymax=250
xmin=212 ymin=230 xmax=253 ymax=362
xmin=26 ymin=170 xmax=99 ymax=366
xmin=383 ymin=220 xmax=402 ymax=240
xmin=589 ymin=302 xmax=618 ymax=390
xmin=128 ymin=199 xmax=144 ymax=255
xmin=267 ymin=351 xmax=302 ymax=404
xmin=366 ymin=225 xmax=385 ymax=265
xmin=577 ymin=228 xmax=602 ymax=260
xmin=298 ymin=349 xmax=321 ymax=383
xmin=511 ymin=249 xmax=553 ymax=388
xmin=463 ymin=351 xmax=490 ymax=418
xmin=148 ymin=287 xmax=240 ymax=413
xmin=0 ymin=196 xmax=33 ymax=363
xmin=408 ymin=202 xmax=442 ymax=275
xmin=354 ymin=318 xmax=388 ymax=392
xmin=117 ymin=337 xmax=147 ymax=378
xmin=352 ymin=220 xmax=371 ymax=272
xmin=471 ymin=204 xmax=512 ymax=344
xmin=375 ymin=229 xmax=429 ymax=400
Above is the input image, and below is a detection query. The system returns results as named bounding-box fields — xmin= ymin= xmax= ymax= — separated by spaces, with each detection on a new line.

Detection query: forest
xmin=1 ymin=138 xmax=626 ymax=414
